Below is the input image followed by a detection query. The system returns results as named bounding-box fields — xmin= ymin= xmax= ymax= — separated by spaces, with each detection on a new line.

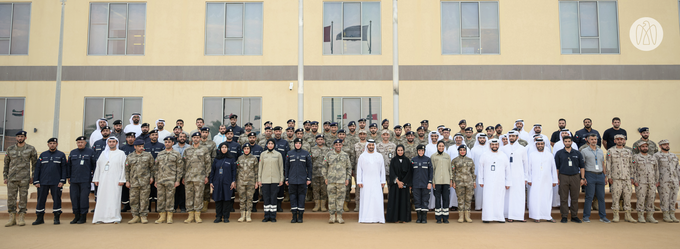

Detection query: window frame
xmin=87 ymin=2 xmax=147 ymax=56
xmin=203 ymin=2 xmax=264 ymax=56
xmin=202 ymin=97 xmax=263 ymax=137
xmin=0 ymin=2 xmax=31 ymax=56
xmin=440 ymin=1 xmax=500 ymax=55
xmin=558 ymin=0 xmax=620 ymax=54
xmin=81 ymin=97 xmax=144 ymax=138
xmin=0 ymin=97 xmax=26 ymax=152
xmin=322 ymin=1 xmax=381 ymax=55
xmin=321 ymin=96 xmax=382 ymax=129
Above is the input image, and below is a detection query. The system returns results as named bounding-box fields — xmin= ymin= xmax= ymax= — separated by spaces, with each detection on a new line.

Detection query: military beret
xmin=285 ymin=127 xmax=294 ymax=131
xmin=358 ymin=130 xmax=367 ymax=134
xmin=465 ymin=127 xmax=473 ymax=131
xmin=293 ymin=138 xmax=303 ymax=144
xmin=348 ymin=121 xmax=356 ymax=126
xmin=16 ymin=130 xmax=27 ymax=136
xmin=638 ymin=127 xmax=649 ymax=133
xmin=315 ymin=134 xmax=325 ymax=139
xmin=658 ymin=139 xmax=669 ymax=145
xmin=248 ymin=132 xmax=257 ymax=137
xmin=486 ymin=126 xmax=494 ymax=131
xmin=459 ymin=119 xmax=466 ymax=125
xmin=382 ymin=119 xmax=389 ymax=124
xmin=303 ymin=120 xmax=310 ymax=125
xmin=416 ymin=126 xmax=424 ymax=131
xmin=614 ymin=134 xmax=626 ymax=139
xmin=287 ymin=119 xmax=295 ymax=124
xmin=113 ymin=120 xmax=122 ymax=125
xmin=310 ymin=121 xmax=319 ymax=125
xmin=244 ymin=122 xmax=253 ymax=127
xmin=337 ymin=129 xmax=346 ymax=134
xmin=141 ymin=123 xmax=149 ymax=127
xmin=125 ymin=132 xmax=136 ymax=137
xmin=420 ymin=120 xmax=429 ymax=124
xmin=405 ymin=131 xmax=415 ymax=136
xmin=323 ymin=121 xmax=330 ymax=125
xmin=242 ymin=143 xmax=251 ymax=149
xmin=330 ymin=122 xmax=338 ymax=127
xmin=295 ymin=128 xmax=304 ymax=133
xmin=403 ymin=123 xmax=411 ymax=127
xmin=369 ymin=123 xmax=378 ymax=128
xmin=148 ymin=129 xmax=158 ymax=134
xmin=191 ymin=132 xmax=201 ymax=137
xmin=173 ymin=126 xmax=182 ymax=130
xmin=200 ymin=127 xmax=210 ymax=131
xmin=394 ymin=125 xmax=402 ymax=130
xmin=475 ymin=122 xmax=483 ymax=127
xmin=442 ymin=128 xmax=451 ymax=132
xmin=133 ymin=139 xmax=145 ymax=146
xmin=264 ymin=121 xmax=272 ymax=126
xmin=264 ymin=127 xmax=272 ymax=131
xmin=458 ymin=145 xmax=467 ymax=150
xmin=273 ymin=126 xmax=282 ymax=131
xmin=101 ymin=126 xmax=111 ymax=131
xmin=358 ymin=118 xmax=366 ymax=122
xmin=75 ymin=136 xmax=87 ymax=141
xmin=229 ymin=114 xmax=238 ymax=119
xmin=226 ymin=128 xmax=233 ymax=133
xmin=495 ymin=124 xmax=503 ymax=129
xmin=47 ymin=138 xmax=58 ymax=143
xmin=163 ymin=136 xmax=174 ymax=141
xmin=416 ymin=145 xmax=426 ymax=151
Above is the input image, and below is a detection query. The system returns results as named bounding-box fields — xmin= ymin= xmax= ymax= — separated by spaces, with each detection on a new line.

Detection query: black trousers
xmin=252 ymin=188 xmax=260 ymax=205
xmin=413 ymin=187 xmax=430 ymax=211
xmin=289 ymin=184 xmax=307 ymax=211
xmin=36 ymin=185 xmax=62 ymax=214
xmin=121 ymin=185 xmax=130 ymax=205
xmin=150 ymin=183 xmax=157 ymax=202
xmin=277 ymin=184 xmax=285 ymax=201
xmin=174 ymin=181 xmax=186 ymax=210
xmin=433 ymin=184 xmax=450 ymax=217
xmin=215 ymin=201 xmax=233 ymax=219
xmin=70 ymin=183 xmax=90 ymax=214
xmin=261 ymin=184 xmax=279 ymax=217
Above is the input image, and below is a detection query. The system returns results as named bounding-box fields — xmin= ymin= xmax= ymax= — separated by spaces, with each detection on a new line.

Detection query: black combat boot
xmin=122 ymin=203 xmax=131 ymax=212
xmin=291 ymin=210 xmax=298 ymax=223
xmin=54 ymin=211 xmax=62 ymax=225
xmin=251 ymin=202 xmax=257 ymax=212
xmin=421 ymin=211 xmax=427 ymax=224
xmin=262 ymin=211 xmax=269 ymax=222
xmin=70 ymin=213 xmax=80 ymax=224
xmin=298 ymin=211 xmax=304 ymax=223
xmin=32 ymin=213 xmax=45 ymax=225
xmin=78 ymin=212 xmax=87 ymax=224
xmin=277 ymin=200 xmax=283 ymax=212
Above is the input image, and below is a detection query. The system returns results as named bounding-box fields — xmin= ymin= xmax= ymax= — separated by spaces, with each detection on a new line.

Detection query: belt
xmin=586 ymin=171 xmax=603 ymax=175
xmin=560 ymin=173 xmax=579 ymax=176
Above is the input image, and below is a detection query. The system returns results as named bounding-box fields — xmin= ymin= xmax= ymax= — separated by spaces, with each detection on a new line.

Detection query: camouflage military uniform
xmin=303 ymin=132 xmax=319 ymax=148
xmin=200 ymin=140 xmax=216 ymax=202
xmin=311 ymin=145 xmax=331 ymax=201
xmin=3 ymin=144 xmax=38 ymax=214
xmin=464 ymin=137 xmax=476 ymax=149
xmin=341 ymin=139 xmax=356 ymax=202
xmin=154 ymin=150 xmax=184 ymax=213
xmin=632 ymin=153 xmax=658 ymax=212
xmin=238 ymin=133 xmax=250 ymax=146
xmin=403 ymin=142 xmax=418 ymax=160
xmin=416 ymin=136 xmax=429 ymax=146
xmin=606 ymin=147 xmax=634 ymax=211
xmin=376 ymin=141 xmax=396 ymax=179
xmin=125 ymin=151 xmax=155 ymax=217
xmin=517 ymin=139 xmax=528 ymax=147
xmin=324 ymin=133 xmax=338 ymax=148
xmin=258 ymin=136 xmax=272 ymax=147
xmin=442 ymin=139 xmax=455 ymax=150
xmin=655 ymin=152 xmax=680 ymax=212
xmin=367 ymin=132 xmax=380 ymax=142
xmin=381 ymin=129 xmax=396 ymax=141
xmin=452 ymin=155 xmax=476 ymax=211
xmin=632 ymin=139 xmax=658 ymax=155
xmin=322 ymin=150 xmax=352 ymax=215
xmin=183 ymin=146 xmax=211 ymax=212
xmin=237 ymin=153 xmax=258 ymax=212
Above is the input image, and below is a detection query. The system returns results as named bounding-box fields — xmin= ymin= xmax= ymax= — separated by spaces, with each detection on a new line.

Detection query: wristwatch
xmin=581 ymin=178 xmax=586 ymax=180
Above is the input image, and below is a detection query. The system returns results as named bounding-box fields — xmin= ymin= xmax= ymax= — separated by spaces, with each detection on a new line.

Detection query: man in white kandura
xmin=357 ymin=139 xmax=386 ymax=223
xmin=479 ymin=138 xmax=511 ymax=223
xmin=502 ymin=130 xmax=528 ymax=222
xmin=92 ymin=137 xmax=127 ymax=224
xmin=527 ymin=138 xmax=558 ymax=223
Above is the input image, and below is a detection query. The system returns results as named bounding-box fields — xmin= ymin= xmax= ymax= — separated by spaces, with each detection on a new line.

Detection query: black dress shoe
xmin=571 ymin=217 xmax=582 ymax=223
xmin=214 ymin=218 xmax=222 ymax=223
xmin=561 ymin=218 xmax=568 ymax=223
xmin=271 ymin=218 xmax=277 ymax=223
xmin=483 ymin=221 xmax=490 ymax=223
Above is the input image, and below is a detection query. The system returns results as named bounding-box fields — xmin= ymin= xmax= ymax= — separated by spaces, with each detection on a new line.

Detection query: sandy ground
xmin=1 ymin=217 xmax=679 ymax=249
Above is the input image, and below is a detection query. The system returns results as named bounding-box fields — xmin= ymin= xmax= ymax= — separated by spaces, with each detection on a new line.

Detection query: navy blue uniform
xmin=273 ymin=138 xmax=290 ymax=200
xmin=285 ymin=149 xmax=312 ymax=212
xmin=574 ymin=128 xmax=601 ymax=149
xmin=229 ymin=125 xmax=245 ymax=141
xmin=138 ymin=133 xmax=151 ymax=144
xmin=34 ymin=150 xmax=67 ymax=214
xmin=67 ymin=147 xmax=96 ymax=214
xmin=92 ymin=139 xmax=107 ymax=164
xmin=225 ymin=140 xmax=241 ymax=201
xmin=209 ymin=157 xmax=237 ymax=220
xmin=410 ymin=155 xmax=433 ymax=212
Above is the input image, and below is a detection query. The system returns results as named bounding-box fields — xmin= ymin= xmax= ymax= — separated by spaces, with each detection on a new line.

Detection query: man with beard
xmin=199 ymin=127 xmax=217 ymax=212
xmin=32 ymin=138 xmax=67 ymax=225
xmin=155 ymin=119 xmax=172 ymax=141
xmin=138 ymin=123 xmax=151 ymax=144
xmin=311 ymin=135 xmax=330 ymax=212
xmin=144 ymin=130 xmax=165 ymax=212
xmin=227 ymin=114 xmax=245 ymax=141
xmin=124 ymin=113 xmax=142 ymax=138
xmin=119 ymin=132 xmax=137 ymax=212
xmin=304 ymin=121 xmax=320 ymax=148
xmin=67 ymin=136 xmax=96 ymax=224
xmin=3 ymin=131 xmax=38 ymax=227
xmin=376 ymin=130 xmax=396 ymax=185
xmin=346 ymin=121 xmax=358 ymax=144
xmin=286 ymin=119 xmax=296 ymax=129
xmin=213 ymin=125 xmax=228 ymax=144
xmin=403 ymin=131 xmax=418 ymax=159
xmin=392 ymin=125 xmax=404 ymax=145
xmin=632 ymin=127 xmax=658 ymax=155
xmin=303 ymin=120 xmax=312 ymax=135
xmin=631 ymin=142 xmax=659 ymax=223
xmin=238 ymin=122 xmax=254 ymax=146
xmin=325 ymin=123 xmax=339 ymax=147
xmin=551 ymin=118 xmax=567 ymax=147
xmin=381 ymin=119 xmax=395 ymax=140
xmin=258 ymin=127 xmax=273 ymax=147
xmin=403 ymin=123 xmax=412 ymax=134
xmin=527 ymin=138 xmax=558 ymax=223
xmin=654 ymin=139 xmax=680 ymax=222
xmin=494 ymin=124 xmax=503 ymax=139
xmin=92 ymin=126 xmax=112 ymax=162
xmin=357 ymin=118 xmax=368 ymax=134
xmin=464 ymin=127 xmax=476 ymax=149
xmin=416 ymin=126 xmax=428 ymax=146
xmin=272 ymin=126 xmax=290 ymax=211
xmin=470 ymin=134 xmax=489 ymax=211
xmin=554 ymin=135 xmax=585 ymax=223
xmin=529 ymin=124 xmax=551 ymax=151
xmin=440 ymin=128 xmax=454 ymax=149
xmin=574 ymin=118 xmax=601 ymax=149
xmin=111 ymin=120 xmax=126 ymax=145
xmin=322 ymin=121 xmax=331 ymax=137
xmin=367 ymin=123 xmax=380 ymax=141
xmin=606 ymin=134 xmax=636 ymax=223
xmin=485 ymin=126 xmax=495 ymax=139
xmin=353 ymin=130 xmax=368 ymax=211
xmin=420 ymin=120 xmax=431 ymax=135
xmin=479 ymin=139 xmax=511 ymax=223
xmin=285 ymin=127 xmax=296 ymax=147
xmin=458 ymin=120 xmax=467 ymax=135
xmin=338 ymin=129 xmax=356 ymax=212
xmin=89 ymin=118 xmax=108 ymax=147
xmin=172 ymin=132 xmax=189 ymax=213
xmin=474 ymin=122 xmax=484 ymax=137
xmin=513 ymin=119 xmax=531 ymax=143
xmin=189 ymin=118 xmax=209 ymax=142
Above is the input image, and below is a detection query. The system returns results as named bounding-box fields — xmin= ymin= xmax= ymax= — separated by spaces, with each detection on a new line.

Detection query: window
xmin=203 ymin=97 xmax=262 ymax=138
xmin=0 ymin=98 xmax=25 ymax=151
xmin=0 ymin=3 xmax=30 ymax=55
xmin=441 ymin=2 xmax=499 ymax=54
xmin=88 ymin=3 xmax=146 ymax=55
xmin=205 ymin=2 xmax=263 ymax=55
xmin=83 ymin=97 xmax=143 ymax=140
xmin=322 ymin=97 xmax=381 ymax=129
xmin=323 ymin=2 xmax=381 ymax=55
xmin=559 ymin=1 xmax=619 ymax=54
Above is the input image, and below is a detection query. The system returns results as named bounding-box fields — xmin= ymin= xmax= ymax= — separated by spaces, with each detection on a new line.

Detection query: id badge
xmin=491 ymin=165 xmax=496 ymax=171
xmin=80 ymin=160 xmax=84 ymax=165
xmin=595 ymin=164 xmax=600 ymax=170
xmin=510 ymin=157 xmax=513 ymax=163
xmin=219 ymin=168 xmax=223 ymax=174
xmin=568 ymin=160 xmax=573 ymax=167
xmin=105 ymin=162 xmax=109 ymax=171
xmin=388 ymin=153 xmax=393 ymax=159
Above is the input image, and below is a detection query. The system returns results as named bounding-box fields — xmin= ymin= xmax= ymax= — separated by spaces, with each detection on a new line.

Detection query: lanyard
xmin=589 ymin=148 xmax=598 ymax=165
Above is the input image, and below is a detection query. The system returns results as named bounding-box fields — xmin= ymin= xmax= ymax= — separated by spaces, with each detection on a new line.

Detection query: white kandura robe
xmin=124 ymin=114 xmax=142 ymax=138
xmin=479 ymin=151 xmax=511 ymax=222
xmin=471 ymin=143 xmax=490 ymax=210
xmin=357 ymin=151 xmax=386 ymax=223
xmin=502 ymin=143 xmax=529 ymax=220
xmin=92 ymin=149 xmax=127 ymax=223
xmin=527 ymin=150 xmax=558 ymax=220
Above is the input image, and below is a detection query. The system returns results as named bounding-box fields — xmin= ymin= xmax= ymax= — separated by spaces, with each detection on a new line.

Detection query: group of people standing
xmin=3 ymin=114 xmax=679 ymax=226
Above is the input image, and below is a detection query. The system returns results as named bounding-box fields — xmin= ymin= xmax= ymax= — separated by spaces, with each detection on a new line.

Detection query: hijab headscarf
xmin=265 ymin=138 xmax=276 ymax=152
xmin=216 ymin=142 xmax=234 ymax=160
xmin=389 ymin=145 xmax=412 ymax=185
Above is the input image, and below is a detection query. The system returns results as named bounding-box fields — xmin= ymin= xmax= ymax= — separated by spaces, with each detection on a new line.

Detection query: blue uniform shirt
xmin=92 ymin=138 xmax=107 ymax=162
xmin=410 ymin=155 xmax=433 ymax=189
xmin=34 ymin=150 xmax=67 ymax=185
xmin=273 ymin=137 xmax=289 ymax=160
xmin=285 ymin=149 xmax=313 ymax=184
xmin=229 ymin=125 xmax=245 ymax=140
xmin=67 ymin=147 xmax=96 ymax=183
xmin=144 ymin=141 xmax=165 ymax=159
xmin=226 ymin=140 xmax=242 ymax=158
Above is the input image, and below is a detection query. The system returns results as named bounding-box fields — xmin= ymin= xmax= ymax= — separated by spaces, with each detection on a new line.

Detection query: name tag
xmin=491 ymin=165 xmax=496 ymax=171
xmin=568 ymin=160 xmax=573 ymax=167
xmin=105 ymin=162 xmax=109 ymax=171
xmin=595 ymin=164 xmax=600 ymax=170
xmin=80 ymin=160 xmax=84 ymax=165
xmin=219 ymin=168 xmax=223 ymax=174
xmin=510 ymin=156 xmax=513 ymax=163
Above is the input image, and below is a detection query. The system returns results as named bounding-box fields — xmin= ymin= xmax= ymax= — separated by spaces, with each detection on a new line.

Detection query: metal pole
xmin=392 ymin=0 xmax=399 ymax=125
xmin=297 ymin=0 xmax=304 ymax=126
xmin=53 ymin=0 xmax=66 ymax=138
